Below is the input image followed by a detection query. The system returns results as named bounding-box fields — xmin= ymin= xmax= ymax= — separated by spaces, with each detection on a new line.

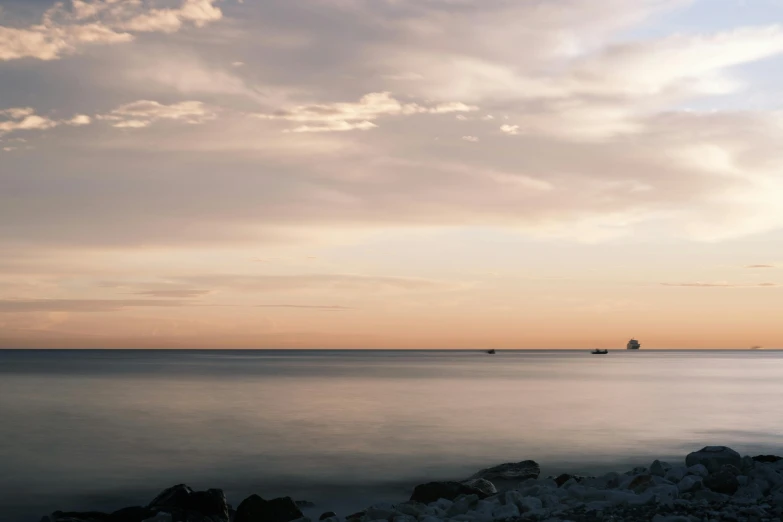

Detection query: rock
xmin=685 ymin=446 xmax=742 ymax=474
xmin=461 ymin=478 xmax=497 ymax=497
xmin=677 ymin=475 xmax=703 ymax=494
xmin=650 ymin=460 xmax=667 ymax=477
xmin=318 ymin=513 xmax=336 ymax=521
xmin=146 ymin=485 xmax=228 ymax=522
xmin=664 ymin=466 xmax=687 ymax=483
xmin=49 ymin=512 xmax=109 ymax=522
xmin=110 ymin=506 xmax=155 ymax=522
xmin=703 ymin=470 xmax=740 ymax=495
xmin=518 ymin=496 xmax=543 ymax=512
xmin=719 ymin=464 xmax=741 ymax=476
xmin=686 ymin=464 xmax=708 ymax=478
xmin=142 ymin=515 xmax=172 ymax=522
xmin=555 ymin=474 xmax=575 ymax=487
xmin=734 ymin=482 xmax=765 ymax=501
xmin=469 ymin=460 xmax=540 ymax=482
xmin=409 ymin=481 xmax=486 ymax=503
xmin=446 ymin=494 xmax=479 ymax=517
xmin=753 ymin=454 xmax=783 ymax=463
xmin=234 ymin=495 xmax=303 ymax=522
xmin=294 ymin=501 xmax=315 ymax=508
xmin=491 ymin=502 xmax=520 ymax=519
xmin=628 ymin=474 xmax=655 ymax=494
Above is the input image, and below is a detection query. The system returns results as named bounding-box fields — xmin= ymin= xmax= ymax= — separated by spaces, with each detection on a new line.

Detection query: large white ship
xmin=627 ymin=338 xmax=641 ymax=350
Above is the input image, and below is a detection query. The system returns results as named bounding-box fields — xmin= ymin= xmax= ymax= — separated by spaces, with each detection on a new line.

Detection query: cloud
xmin=499 ymin=124 xmax=519 ymax=135
xmin=745 ymin=264 xmax=775 ymax=269
xmin=0 ymin=299 xmax=188 ymax=313
xmin=132 ymin=289 xmax=211 ymax=298
xmin=0 ymin=0 xmax=222 ymax=61
xmin=660 ymin=282 xmax=780 ymax=288
xmin=255 ymin=304 xmax=354 ymax=311
xmin=462 ymin=135 xmax=479 ymax=142
xmin=259 ymin=92 xmax=477 ymax=132
xmin=98 ymin=100 xmax=216 ymax=128
xmin=172 ymin=274 xmax=459 ymax=292
xmin=0 ymin=107 xmax=92 ymax=137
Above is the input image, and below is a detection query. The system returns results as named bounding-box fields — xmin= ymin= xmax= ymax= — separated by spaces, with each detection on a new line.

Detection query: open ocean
xmin=1 ymin=349 xmax=782 ymax=521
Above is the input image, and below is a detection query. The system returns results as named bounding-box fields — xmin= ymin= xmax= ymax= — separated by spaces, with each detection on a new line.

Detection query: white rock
xmin=677 ymin=475 xmax=703 ymax=493
xmin=422 ymin=505 xmax=446 ymax=517
xmin=518 ymin=496 xmax=543 ymax=512
xmin=503 ymin=490 xmax=525 ymax=507
xmin=474 ymin=500 xmax=495 ymax=515
xmin=491 ymin=502 xmax=519 ymax=520
xmin=686 ymin=464 xmax=708 ymax=477
xmin=433 ymin=498 xmax=453 ymax=510
xmin=734 ymin=482 xmax=765 ymax=501
xmin=446 ymin=495 xmax=478 ymax=517
xmin=649 ymin=484 xmax=679 ymax=507
xmin=664 ymin=466 xmax=687 ymax=483
xmin=540 ymin=494 xmax=563 ymax=508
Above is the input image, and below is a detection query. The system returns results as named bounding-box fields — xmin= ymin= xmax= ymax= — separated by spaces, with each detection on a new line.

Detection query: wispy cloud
xmin=745 ymin=264 xmax=776 ymax=269
xmin=0 ymin=299 xmax=188 ymax=313
xmin=661 ymin=282 xmax=780 ymax=288
xmin=0 ymin=0 xmax=222 ymax=61
xmin=255 ymin=304 xmax=353 ymax=311
xmin=258 ymin=92 xmax=477 ymax=133
xmin=0 ymin=107 xmax=90 ymax=137
xmin=132 ymin=289 xmax=211 ymax=298
xmin=98 ymin=100 xmax=216 ymax=128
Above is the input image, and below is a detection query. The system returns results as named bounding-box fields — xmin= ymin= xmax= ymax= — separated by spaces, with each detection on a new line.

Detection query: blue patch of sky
xmin=618 ymin=0 xmax=783 ymax=112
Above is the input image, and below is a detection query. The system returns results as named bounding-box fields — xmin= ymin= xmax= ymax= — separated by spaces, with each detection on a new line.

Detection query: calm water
xmin=1 ymin=349 xmax=782 ymax=521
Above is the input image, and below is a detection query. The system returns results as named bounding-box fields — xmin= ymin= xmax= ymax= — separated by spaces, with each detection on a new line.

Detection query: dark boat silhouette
xmin=486 ymin=349 xmax=496 ymax=354
xmin=591 ymin=349 xmax=608 ymax=355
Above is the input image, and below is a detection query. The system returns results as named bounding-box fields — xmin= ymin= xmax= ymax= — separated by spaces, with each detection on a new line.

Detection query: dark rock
xmin=703 ymin=470 xmax=740 ymax=495
xmin=147 ymin=485 xmax=228 ymax=522
xmin=628 ymin=474 xmax=655 ymax=494
xmin=234 ymin=494 xmax=303 ymax=522
xmin=719 ymin=464 xmax=741 ymax=476
xmin=294 ymin=500 xmax=315 ymax=508
xmin=50 ymin=512 xmax=109 ymax=522
xmin=345 ymin=511 xmax=364 ymax=522
xmin=189 ymin=490 xmax=229 ymax=522
xmin=685 ymin=446 xmax=742 ymax=474
xmin=149 ymin=484 xmax=194 ymax=511
xmin=410 ymin=481 xmax=487 ymax=503
xmin=108 ymin=506 xmax=154 ymax=522
xmin=752 ymin=454 xmax=783 ymax=463
xmin=469 ymin=460 xmax=540 ymax=481
xmin=461 ymin=478 xmax=497 ymax=497
xmin=555 ymin=474 xmax=573 ymax=487
xmin=318 ymin=513 xmax=337 ymax=521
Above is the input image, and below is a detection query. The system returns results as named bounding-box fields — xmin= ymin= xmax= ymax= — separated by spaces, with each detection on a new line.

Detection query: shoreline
xmin=39 ymin=446 xmax=783 ymax=522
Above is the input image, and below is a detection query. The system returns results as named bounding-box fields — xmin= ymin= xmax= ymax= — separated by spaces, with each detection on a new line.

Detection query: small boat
xmin=591 ymin=349 xmax=608 ymax=355
xmin=750 ymin=346 xmax=763 ymax=350
xmin=627 ymin=338 xmax=641 ymax=350
xmin=486 ymin=349 xmax=496 ymax=354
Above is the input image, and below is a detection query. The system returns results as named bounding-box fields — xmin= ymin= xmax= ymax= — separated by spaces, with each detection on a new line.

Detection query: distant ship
xmin=750 ymin=346 xmax=763 ymax=350
xmin=486 ymin=349 xmax=496 ymax=354
xmin=591 ymin=349 xmax=608 ymax=355
xmin=627 ymin=338 xmax=641 ymax=350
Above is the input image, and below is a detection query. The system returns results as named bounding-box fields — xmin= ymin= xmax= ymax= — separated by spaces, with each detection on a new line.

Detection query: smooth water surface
xmin=1 ymin=349 xmax=782 ymax=521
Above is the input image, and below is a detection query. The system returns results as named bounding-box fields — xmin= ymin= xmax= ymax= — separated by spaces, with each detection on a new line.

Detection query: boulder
xmin=409 ymin=481 xmax=486 ymax=504
xmin=147 ymin=485 xmax=228 ymax=522
xmin=469 ymin=460 xmax=540 ymax=482
xmin=703 ymin=470 xmax=740 ymax=495
xmin=628 ymin=474 xmax=655 ymax=494
xmin=676 ymin=475 xmax=703 ymax=494
xmin=234 ymin=495 xmax=303 ymax=522
xmin=461 ymin=478 xmax=497 ymax=497
xmin=318 ymin=513 xmax=337 ymax=521
xmin=650 ymin=460 xmax=667 ymax=477
xmin=753 ymin=454 xmax=783 ymax=463
xmin=110 ymin=506 xmax=155 ymax=522
xmin=685 ymin=446 xmax=741 ymax=474
xmin=554 ymin=473 xmax=584 ymax=487
xmin=686 ymin=464 xmax=708 ymax=478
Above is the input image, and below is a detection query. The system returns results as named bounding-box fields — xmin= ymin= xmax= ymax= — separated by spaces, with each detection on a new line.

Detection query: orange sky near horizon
xmin=2 ymin=0 xmax=783 ymax=350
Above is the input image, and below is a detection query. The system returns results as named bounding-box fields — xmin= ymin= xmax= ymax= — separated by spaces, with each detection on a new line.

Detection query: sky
xmin=1 ymin=0 xmax=782 ymax=349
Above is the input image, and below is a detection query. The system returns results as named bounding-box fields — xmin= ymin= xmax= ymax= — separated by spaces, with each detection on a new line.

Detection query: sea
xmin=1 ymin=349 xmax=782 ymax=521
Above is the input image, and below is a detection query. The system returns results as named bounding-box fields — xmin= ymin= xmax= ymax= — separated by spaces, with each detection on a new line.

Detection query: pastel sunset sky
xmin=1 ymin=0 xmax=782 ymax=349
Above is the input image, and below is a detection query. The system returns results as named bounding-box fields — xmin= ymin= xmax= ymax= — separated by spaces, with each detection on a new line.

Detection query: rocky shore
xmin=41 ymin=446 xmax=783 ymax=522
